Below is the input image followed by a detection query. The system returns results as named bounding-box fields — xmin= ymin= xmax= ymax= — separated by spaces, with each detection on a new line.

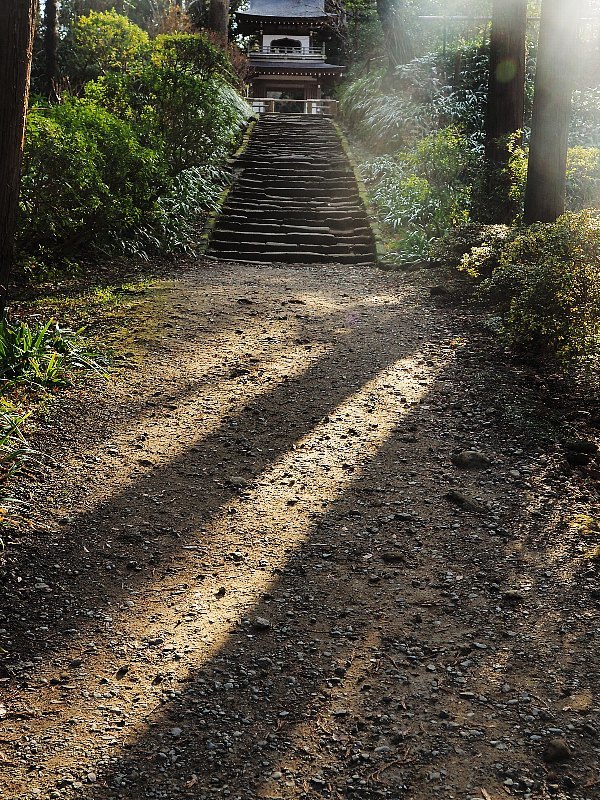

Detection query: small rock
xmin=502 ymin=589 xmax=525 ymax=604
xmin=380 ymin=551 xmax=405 ymax=564
xmin=444 ymin=490 xmax=488 ymax=513
xmin=253 ymin=617 xmax=271 ymax=631
xmin=451 ymin=450 xmax=491 ymax=469
xmin=565 ymin=451 xmax=591 ymax=467
xmin=564 ymin=439 xmax=598 ymax=454
xmin=430 ymin=286 xmax=450 ymax=297
xmin=543 ymin=738 xmax=571 ymax=763
xmin=170 ymin=727 xmax=182 ymax=738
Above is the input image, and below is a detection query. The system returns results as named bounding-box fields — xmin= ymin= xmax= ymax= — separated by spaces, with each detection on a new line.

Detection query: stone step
xmin=214 ymin=219 xmax=373 ymax=237
xmin=211 ymin=231 xmax=374 ymax=249
xmin=210 ymin=242 xmax=374 ymax=258
xmin=211 ymin=230 xmax=337 ymax=246
xmin=208 ymin=115 xmax=375 ymax=266
xmin=223 ymin=202 xmax=364 ymax=215
xmin=230 ymin=189 xmax=360 ymax=201
xmin=211 ymin=249 xmax=374 ymax=265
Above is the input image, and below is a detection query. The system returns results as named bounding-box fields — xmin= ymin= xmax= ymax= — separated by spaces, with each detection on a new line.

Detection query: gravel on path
xmin=1 ymin=260 xmax=598 ymax=800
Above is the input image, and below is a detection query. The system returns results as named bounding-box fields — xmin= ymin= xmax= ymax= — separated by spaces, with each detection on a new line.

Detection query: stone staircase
xmin=207 ymin=114 xmax=377 ymax=265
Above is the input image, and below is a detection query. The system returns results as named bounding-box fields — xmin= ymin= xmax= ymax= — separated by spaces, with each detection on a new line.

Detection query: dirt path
xmin=1 ymin=260 xmax=598 ymax=800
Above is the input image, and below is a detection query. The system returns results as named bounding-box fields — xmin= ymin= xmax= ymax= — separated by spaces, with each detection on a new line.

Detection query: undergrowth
xmin=0 ymin=315 xmax=107 ymax=498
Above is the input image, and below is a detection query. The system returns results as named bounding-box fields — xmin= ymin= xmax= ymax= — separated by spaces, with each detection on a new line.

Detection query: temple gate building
xmin=236 ymin=0 xmax=346 ymax=112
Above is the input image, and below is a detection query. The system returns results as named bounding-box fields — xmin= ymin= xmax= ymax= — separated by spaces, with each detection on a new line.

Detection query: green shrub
xmin=478 ymin=211 xmax=600 ymax=366
xmin=432 ymin=223 xmax=515 ymax=277
xmin=340 ymin=42 xmax=503 ymax=151
xmin=84 ymin=33 xmax=250 ymax=173
xmin=570 ymin=88 xmax=600 ymax=148
xmin=151 ymin=32 xmax=232 ymax=81
xmin=361 ymin=128 xmax=473 ymax=259
xmin=130 ymin=164 xmax=230 ymax=257
xmin=67 ymin=10 xmax=150 ymax=86
xmin=566 ymin=147 xmax=600 ymax=210
xmin=19 ymin=99 xmax=166 ymax=267
xmin=502 ymin=143 xmax=600 ymax=215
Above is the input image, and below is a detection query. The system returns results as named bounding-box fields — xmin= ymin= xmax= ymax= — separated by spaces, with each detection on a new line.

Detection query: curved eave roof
xmin=237 ymin=0 xmax=328 ymax=16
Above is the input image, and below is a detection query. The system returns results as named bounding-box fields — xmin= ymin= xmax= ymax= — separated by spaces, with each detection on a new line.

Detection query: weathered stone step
xmin=211 ymin=230 xmax=337 ymax=246
xmin=230 ymin=189 xmax=360 ymax=202
xmin=211 ymin=233 xmax=374 ymax=251
xmin=208 ymin=115 xmax=376 ymax=265
xmin=214 ymin=219 xmax=373 ymax=237
xmin=210 ymin=242 xmax=374 ymax=258
xmin=223 ymin=202 xmax=364 ymax=214
xmin=211 ymin=249 xmax=373 ymax=265
xmin=237 ymin=174 xmax=356 ymax=185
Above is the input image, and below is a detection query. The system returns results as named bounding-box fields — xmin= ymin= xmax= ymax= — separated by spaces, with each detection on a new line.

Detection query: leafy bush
xmin=566 ymin=147 xmax=600 ymax=210
xmin=84 ymin=34 xmax=250 ymax=172
xmin=476 ymin=211 xmax=600 ymax=367
xmin=19 ymin=99 xmax=166 ymax=267
xmin=152 ymin=32 xmax=232 ymax=81
xmin=340 ymin=42 xmax=499 ymax=152
xmin=67 ymin=10 xmax=150 ymax=86
xmin=570 ymin=88 xmax=600 ymax=148
xmin=20 ymin=25 xmax=252 ymax=272
xmin=432 ymin=223 xmax=515 ymax=277
xmin=361 ymin=128 xmax=474 ymax=260
xmin=339 ymin=72 xmax=437 ymax=152
xmin=132 ymin=164 xmax=230 ymax=257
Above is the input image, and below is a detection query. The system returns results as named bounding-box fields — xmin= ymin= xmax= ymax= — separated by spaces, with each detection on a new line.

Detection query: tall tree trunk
xmin=485 ymin=0 xmax=527 ymax=164
xmin=376 ymin=0 xmax=414 ymax=71
xmin=523 ymin=0 xmax=582 ymax=223
xmin=0 ymin=0 xmax=37 ymax=311
xmin=208 ymin=0 xmax=228 ymax=48
xmin=44 ymin=0 xmax=60 ymax=102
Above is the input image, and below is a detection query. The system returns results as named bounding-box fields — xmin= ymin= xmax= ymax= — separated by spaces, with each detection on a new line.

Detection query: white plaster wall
xmin=262 ymin=34 xmax=310 ymax=49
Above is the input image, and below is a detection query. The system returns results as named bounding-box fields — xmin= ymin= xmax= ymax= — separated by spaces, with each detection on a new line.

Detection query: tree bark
xmin=0 ymin=0 xmax=37 ymax=311
xmin=208 ymin=0 xmax=228 ymax=48
xmin=376 ymin=0 xmax=414 ymax=70
xmin=485 ymin=0 xmax=527 ymax=164
xmin=523 ymin=0 xmax=581 ymax=223
xmin=44 ymin=0 xmax=60 ymax=101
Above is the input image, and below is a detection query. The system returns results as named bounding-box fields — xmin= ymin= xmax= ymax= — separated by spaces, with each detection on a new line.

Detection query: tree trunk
xmin=485 ymin=0 xmax=527 ymax=164
xmin=0 ymin=0 xmax=37 ymax=311
xmin=44 ymin=0 xmax=60 ymax=102
xmin=523 ymin=0 xmax=581 ymax=223
xmin=376 ymin=0 xmax=414 ymax=71
xmin=208 ymin=0 xmax=228 ymax=48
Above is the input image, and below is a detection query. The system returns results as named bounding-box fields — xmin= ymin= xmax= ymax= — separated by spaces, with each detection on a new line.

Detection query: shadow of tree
xmin=3 ymin=267 xmax=598 ymax=800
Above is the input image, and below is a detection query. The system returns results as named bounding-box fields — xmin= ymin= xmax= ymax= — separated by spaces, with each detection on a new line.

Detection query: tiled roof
xmin=237 ymin=0 xmax=329 ymax=18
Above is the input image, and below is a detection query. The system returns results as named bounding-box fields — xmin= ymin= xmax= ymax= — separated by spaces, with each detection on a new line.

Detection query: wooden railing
xmin=248 ymin=46 xmax=326 ymax=61
xmin=250 ymin=98 xmax=339 ymax=116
